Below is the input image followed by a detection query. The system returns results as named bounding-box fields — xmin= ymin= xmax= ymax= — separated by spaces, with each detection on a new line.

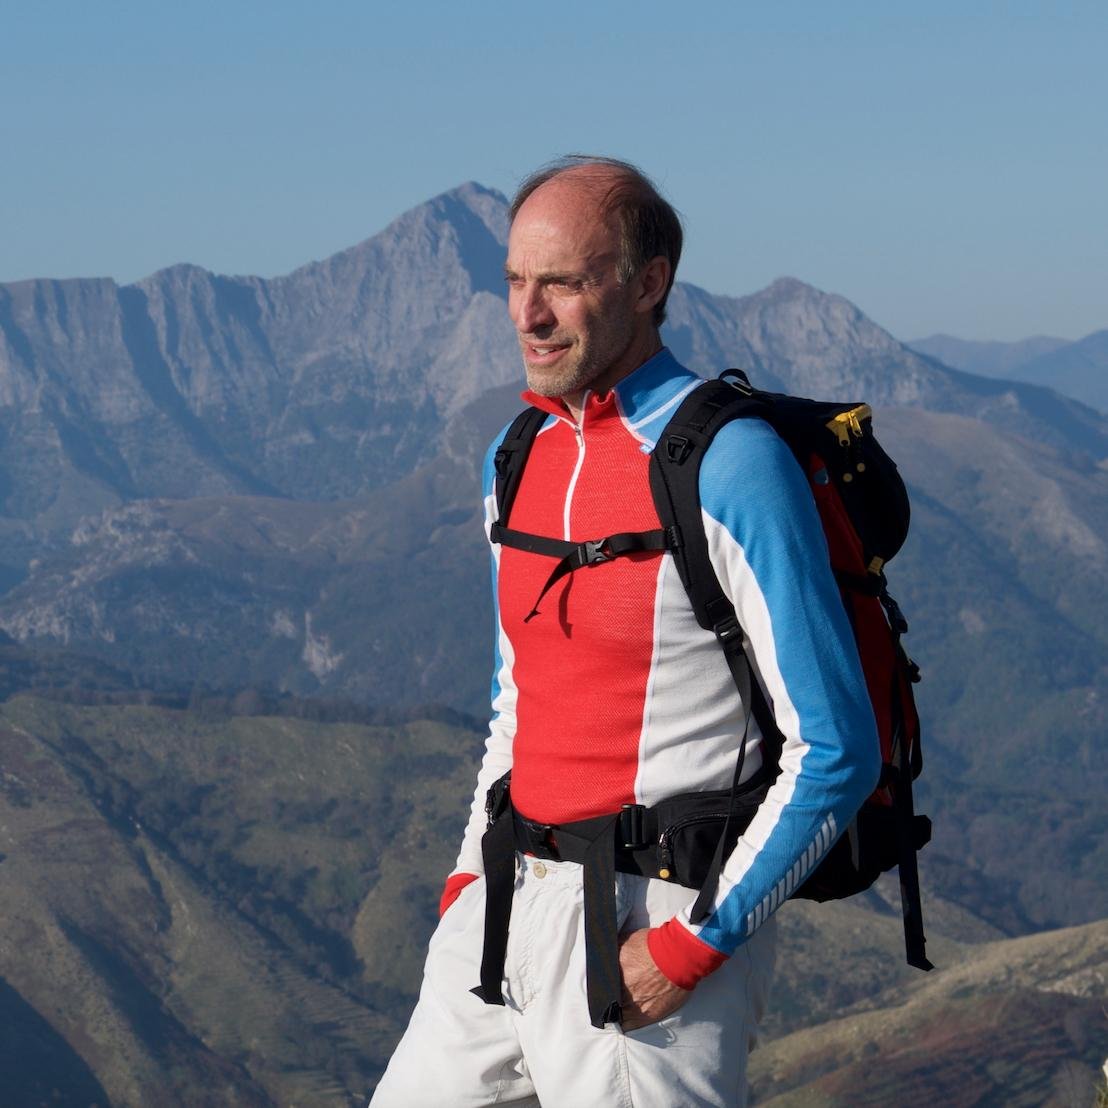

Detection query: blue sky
xmin=2 ymin=0 xmax=1105 ymax=341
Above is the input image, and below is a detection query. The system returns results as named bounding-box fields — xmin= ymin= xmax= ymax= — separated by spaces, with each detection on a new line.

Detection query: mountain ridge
xmin=4 ymin=183 xmax=1103 ymax=524
xmin=909 ymin=330 xmax=1107 ymax=412
xmin=908 ymin=333 xmax=1070 ymax=376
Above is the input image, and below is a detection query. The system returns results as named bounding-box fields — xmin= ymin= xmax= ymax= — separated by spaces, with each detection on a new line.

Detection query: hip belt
xmin=470 ymin=770 xmax=770 ymax=1028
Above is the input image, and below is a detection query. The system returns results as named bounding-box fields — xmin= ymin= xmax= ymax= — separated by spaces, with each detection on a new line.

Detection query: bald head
xmin=510 ymin=156 xmax=683 ymax=326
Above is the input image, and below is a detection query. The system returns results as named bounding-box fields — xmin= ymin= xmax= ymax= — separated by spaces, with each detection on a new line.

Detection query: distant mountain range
xmin=1 ymin=183 xmax=1103 ymax=565
xmin=909 ymin=331 xmax=1108 ymax=412
xmin=1 ymin=183 xmax=1106 ymax=926
xmin=1 ymin=183 xmax=1106 ymax=1102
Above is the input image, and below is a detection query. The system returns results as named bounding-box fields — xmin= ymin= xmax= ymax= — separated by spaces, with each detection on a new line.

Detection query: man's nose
xmin=513 ymin=282 xmax=555 ymax=333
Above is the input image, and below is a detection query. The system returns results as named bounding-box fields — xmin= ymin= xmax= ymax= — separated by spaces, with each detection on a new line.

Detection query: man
xmin=372 ymin=157 xmax=879 ymax=1106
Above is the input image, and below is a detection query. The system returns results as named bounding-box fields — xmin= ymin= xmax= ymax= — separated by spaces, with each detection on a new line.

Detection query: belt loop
xmin=619 ymin=803 xmax=646 ymax=849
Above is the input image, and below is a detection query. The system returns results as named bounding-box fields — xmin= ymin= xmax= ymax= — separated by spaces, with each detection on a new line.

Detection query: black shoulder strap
xmin=649 ymin=375 xmax=779 ymax=707
xmin=650 ymin=376 xmax=785 ymax=921
xmin=648 ymin=371 xmax=777 ymax=633
xmin=649 ymin=377 xmax=764 ymax=640
xmin=493 ymin=406 xmax=549 ymax=529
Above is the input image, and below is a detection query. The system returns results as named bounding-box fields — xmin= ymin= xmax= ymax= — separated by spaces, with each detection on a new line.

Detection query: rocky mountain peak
xmin=433 ymin=181 xmax=510 ymax=240
xmin=763 ymin=275 xmax=822 ymax=298
xmin=137 ymin=262 xmax=217 ymax=287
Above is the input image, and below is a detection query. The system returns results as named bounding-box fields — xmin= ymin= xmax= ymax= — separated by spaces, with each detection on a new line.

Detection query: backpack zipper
xmin=827 ymin=404 xmax=872 ymax=483
xmin=826 ymin=404 xmax=872 ymax=447
xmin=658 ymin=811 xmax=730 ymax=879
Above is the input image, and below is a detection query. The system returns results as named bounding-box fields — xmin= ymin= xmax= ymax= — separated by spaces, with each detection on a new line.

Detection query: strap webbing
xmin=470 ymin=791 xmax=628 ymax=1026
xmin=685 ymin=654 xmax=781 ymax=923
xmin=689 ymin=709 xmax=749 ymax=924
xmin=469 ymin=801 xmax=628 ymax=1026
xmin=890 ymin=668 xmax=933 ymax=971
xmin=500 ymin=527 xmax=674 ymax=622
xmin=470 ymin=803 xmax=517 ymax=1007
xmin=492 ymin=520 xmax=675 ymax=623
xmin=489 ymin=523 xmax=576 ymax=560
xmin=581 ymin=815 xmax=623 ymax=1027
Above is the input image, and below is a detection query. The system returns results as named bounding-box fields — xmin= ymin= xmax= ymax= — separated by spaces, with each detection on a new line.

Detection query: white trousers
xmin=372 ymin=854 xmax=776 ymax=1107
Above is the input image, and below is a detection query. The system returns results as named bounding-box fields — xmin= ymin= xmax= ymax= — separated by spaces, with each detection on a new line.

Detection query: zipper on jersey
xmin=562 ymin=399 xmax=588 ymax=541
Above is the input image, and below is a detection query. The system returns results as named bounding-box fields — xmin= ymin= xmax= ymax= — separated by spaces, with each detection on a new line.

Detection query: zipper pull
xmin=657 ymin=833 xmax=674 ymax=880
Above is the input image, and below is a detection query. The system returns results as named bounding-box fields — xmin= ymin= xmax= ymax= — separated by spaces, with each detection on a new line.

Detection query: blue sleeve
xmin=685 ymin=416 xmax=882 ymax=952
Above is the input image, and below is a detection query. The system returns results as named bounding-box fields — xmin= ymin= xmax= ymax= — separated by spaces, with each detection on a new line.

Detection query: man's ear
xmin=634 ymin=256 xmax=671 ymax=316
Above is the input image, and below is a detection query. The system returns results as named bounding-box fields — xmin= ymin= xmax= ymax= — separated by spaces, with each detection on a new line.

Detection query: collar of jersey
xmin=520 ymin=348 xmax=700 ymax=430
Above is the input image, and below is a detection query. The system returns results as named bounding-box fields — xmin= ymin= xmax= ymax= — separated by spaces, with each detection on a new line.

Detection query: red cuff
xmin=439 ymin=872 xmax=479 ymax=917
xmin=647 ymin=919 xmax=728 ymax=990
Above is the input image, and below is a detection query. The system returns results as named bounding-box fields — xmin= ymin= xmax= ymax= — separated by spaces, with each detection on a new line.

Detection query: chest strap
xmin=490 ymin=522 xmax=679 ymax=622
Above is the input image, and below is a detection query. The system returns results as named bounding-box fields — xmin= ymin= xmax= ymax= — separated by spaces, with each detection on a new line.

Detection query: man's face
xmin=505 ymin=176 xmax=644 ymax=401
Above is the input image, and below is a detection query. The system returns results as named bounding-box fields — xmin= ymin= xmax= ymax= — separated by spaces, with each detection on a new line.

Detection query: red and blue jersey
xmin=447 ymin=349 xmax=880 ymax=987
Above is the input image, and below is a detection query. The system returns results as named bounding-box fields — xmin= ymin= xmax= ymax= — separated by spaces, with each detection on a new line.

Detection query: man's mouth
xmin=523 ymin=341 xmax=572 ymax=365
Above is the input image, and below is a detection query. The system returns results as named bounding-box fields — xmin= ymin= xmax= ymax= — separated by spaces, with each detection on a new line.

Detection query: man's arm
xmin=640 ymin=416 xmax=882 ymax=989
xmin=439 ymin=429 xmax=519 ymax=915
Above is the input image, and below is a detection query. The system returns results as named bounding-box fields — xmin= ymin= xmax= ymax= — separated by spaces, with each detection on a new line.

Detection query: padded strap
xmin=493 ymin=407 xmax=549 ymax=528
xmin=648 ymin=377 xmax=766 ymax=634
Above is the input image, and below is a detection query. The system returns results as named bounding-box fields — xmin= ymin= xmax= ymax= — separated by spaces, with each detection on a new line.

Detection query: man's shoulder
xmin=698 ymin=414 xmax=812 ymax=529
xmin=701 ymin=413 xmax=800 ymax=479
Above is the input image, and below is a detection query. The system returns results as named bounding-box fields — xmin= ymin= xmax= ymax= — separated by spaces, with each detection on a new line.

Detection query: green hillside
xmin=1 ymin=695 xmax=1103 ymax=1104
xmin=750 ymin=918 xmax=1108 ymax=1107
xmin=0 ymin=696 xmax=479 ymax=1102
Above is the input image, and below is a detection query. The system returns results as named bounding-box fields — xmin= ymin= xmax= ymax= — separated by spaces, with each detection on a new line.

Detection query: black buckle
xmin=665 ymin=434 xmax=693 ymax=465
xmin=619 ymin=804 xmax=647 ymax=849
xmin=713 ymin=613 xmax=743 ymax=647
xmin=880 ymin=592 xmax=909 ymax=635
xmin=582 ymin=539 xmax=611 ymax=566
xmin=517 ymin=815 xmax=559 ymax=858
xmin=493 ymin=448 xmax=511 ymax=479
xmin=484 ymin=774 xmax=511 ymax=827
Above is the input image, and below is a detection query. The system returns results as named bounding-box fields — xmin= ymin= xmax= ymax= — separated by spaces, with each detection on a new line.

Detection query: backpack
xmin=491 ymin=369 xmax=932 ymax=972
